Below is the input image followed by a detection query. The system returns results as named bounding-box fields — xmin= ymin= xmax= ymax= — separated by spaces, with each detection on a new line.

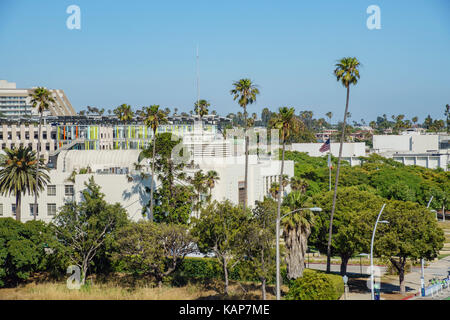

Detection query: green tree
xmin=445 ymin=104 xmax=450 ymax=133
xmin=30 ymin=87 xmax=55 ymax=220
xmin=114 ymin=104 xmax=134 ymax=123
xmin=247 ymin=197 xmax=277 ymax=300
xmin=0 ymin=218 xmax=61 ymax=287
xmin=230 ymin=79 xmax=260 ymax=210
xmin=113 ymin=221 xmax=195 ymax=287
xmin=0 ymin=147 xmax=50 ymax=222
xmin=375 ymin=201 xmax=445 ymax=294
xmin=205 ymin=170 xmax=220 ymax=198
xmin=282 ymin=191 xmax=315 ymax=279
xmin=191 ymin=200 xmax=252 ymax=295
xmin=53 ymin=177 xmax=128 ymax=284
xmin=311 ymin=187 xmax=385 ymax=275
xmin=194 ymin=99 xmax=210 ymax=119
xmin=327 ymin=57 xmax=361 ymax=273
xmin=187 ymin=170 xmax=208 ymax=215
xmin=326 ymin=112 xmax=333 ymax=125
xmin=141 ymin=105 xmax=169 ymax=221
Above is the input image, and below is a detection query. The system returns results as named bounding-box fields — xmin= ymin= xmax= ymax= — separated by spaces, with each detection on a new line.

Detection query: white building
xmin=0 ymin=80 xmax=76 ymax=117
xmin=372 ymin=133 xmax=449 ymax=171
xmin=290 ymin=142 xmax=366 ymax=166
xmin=0 ymin=149 xmax=294 ymax=222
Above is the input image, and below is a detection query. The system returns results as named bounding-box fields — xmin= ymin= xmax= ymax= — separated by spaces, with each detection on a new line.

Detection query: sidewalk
xmin=344 ymin=256 xmax=450 ymax=300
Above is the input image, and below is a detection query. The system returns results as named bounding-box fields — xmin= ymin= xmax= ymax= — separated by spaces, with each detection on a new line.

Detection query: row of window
xmin=0 ymin=203 xmax=57 ymax=217
xmin=0 ymin=142 xmax=57 ymax=151
xmin=0 ymin=131 xmax=56 ymax=140
xmin=47 ymin=184 xmax=74 ymax=196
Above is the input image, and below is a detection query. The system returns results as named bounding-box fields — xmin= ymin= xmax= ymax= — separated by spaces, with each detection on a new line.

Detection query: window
xmin=30 ymin=204 xmax=38 ymax=216
xmin=0 ymin=204 xmax=3 ymax=216
xmin=65 ymin=185 xmax=74 ymax=196
xmin=43 ymin=131 xmax=47 ymax=139
xmin=238 ymin=181 xmax=246 ymax=206
xmin=47 ymin=204 xmax=57 ymax=216
xmin=11 ymin=204 xmax=16 ymax=216
xmin=47 ymin=185 xmax=56 ymax=196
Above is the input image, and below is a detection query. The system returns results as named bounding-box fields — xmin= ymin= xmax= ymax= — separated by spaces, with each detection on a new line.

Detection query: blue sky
xmin=1 ymin=0 xmax=449 ymax=123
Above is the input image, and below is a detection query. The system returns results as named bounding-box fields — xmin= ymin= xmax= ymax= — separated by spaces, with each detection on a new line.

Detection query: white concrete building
xmin=0 ymin=149 xmax=294 ymax=222
xmin=372 ymin=133 xmax=449 ymax=171
xmin=290 ymin=142 xmax=366 ymax=166
xmin=0 ymin=80 xmax=76 ymax=117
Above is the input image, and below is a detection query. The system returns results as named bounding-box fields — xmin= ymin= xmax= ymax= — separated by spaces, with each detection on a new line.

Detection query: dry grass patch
xmin=0 ymin=277 xmax=278 ymax=300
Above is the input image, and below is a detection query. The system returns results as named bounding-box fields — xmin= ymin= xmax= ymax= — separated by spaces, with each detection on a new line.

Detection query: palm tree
xmin=290 ymin=176 xmax=308 ymax=193
xmin=187 ymin=170 xmax=208 ymax=215
xmin=412 ymin=116 xmax=418 ymax=127
xmin=326 ymin=112 xmax=333 ymax=125
xmin=194 ymin=99 xmax=210 ymax=120
xmin=270 ymin=106 xmax=297 ymax=299
xmin=326 ymin=57 xmax=361 ymax=273
xmin=114 ymin=104 xmax=134 ymax=123
xmin=282 ymin=190 xmax=315 ymax=279
xmin=29 ymin=87 xmax=55 ymax=220
xmin=230 ymin=79 xmax=260 ymax=210
xmin=0 ymin=147 xmax=50 ymax=222
xmin=141 ymin=105 xmax=168 ymax=221
xmin=205 ymin=170 xmax=220 ymax=198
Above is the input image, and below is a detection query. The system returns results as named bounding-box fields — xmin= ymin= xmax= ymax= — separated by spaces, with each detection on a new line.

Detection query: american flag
xmin=319 ymin=138 xmax=330 ymax=153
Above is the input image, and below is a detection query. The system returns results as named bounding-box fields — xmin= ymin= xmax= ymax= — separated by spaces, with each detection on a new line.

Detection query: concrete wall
xmin=373 ymin=134 xmax=439 ymax=153
xmin=291 ymin=142 xmax=366 ymax=158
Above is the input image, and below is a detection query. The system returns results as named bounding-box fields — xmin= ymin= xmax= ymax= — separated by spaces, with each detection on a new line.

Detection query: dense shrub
xmin=0 ymin=218 xmax=64 ymax=287
xmin=285 ymin=269 xmax=344 ymax=300
xmin=170 ymin=257 xmax=281 ymax=285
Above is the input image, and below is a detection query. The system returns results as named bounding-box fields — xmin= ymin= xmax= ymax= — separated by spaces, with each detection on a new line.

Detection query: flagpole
xmin=328 ymin=151 xmax=331 ymax=191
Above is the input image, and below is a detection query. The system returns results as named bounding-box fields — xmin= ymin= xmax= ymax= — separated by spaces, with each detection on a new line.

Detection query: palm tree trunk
xmin=326 ymin=85 xmax=350 ymax=273
xmin=33 ymin=113 xmax=42 ymax=220
xmin=149 ymin=131 xmax=157 ymax=221
xmin=285 ymin=225 xmax=309 ymax=279
xmin=261 ymin=248 xmax=266 ymax=300
xmin=275 ymin=137 xmax=286 ymax=299
xmin=244 ymin=106 xmax=248 ymax=211
xmin=15 ymin=192 xmax=21 ymax=222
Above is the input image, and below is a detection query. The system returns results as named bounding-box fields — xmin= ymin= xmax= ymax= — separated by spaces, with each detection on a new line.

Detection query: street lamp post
xmin=358 ymin=253 xmax=369 ymax=276
xmin=370 ymin=203 xmax=387 ymax=301
xmin=421 ymin=196 xmax=433 ymax=296
xmin=276 ymin=207 xmax=322 ymax=300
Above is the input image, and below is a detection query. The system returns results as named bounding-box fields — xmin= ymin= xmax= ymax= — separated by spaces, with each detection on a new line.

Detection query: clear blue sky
xmin=1 ymin=0 xmax=449 ymax=123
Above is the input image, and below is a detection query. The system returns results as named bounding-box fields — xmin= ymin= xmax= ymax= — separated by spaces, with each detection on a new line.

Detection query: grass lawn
xmin=0 ymin=274 xmax=282 ymax=300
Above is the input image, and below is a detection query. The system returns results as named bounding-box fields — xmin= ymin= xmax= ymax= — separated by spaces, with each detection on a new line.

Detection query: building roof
xmin=57 ymin=150 xmax=141 ymax=172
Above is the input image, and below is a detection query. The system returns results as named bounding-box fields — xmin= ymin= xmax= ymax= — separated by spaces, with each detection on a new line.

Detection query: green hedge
xmin=171 ymin=257 xmax=281 ymax=285
xmin=285 ymin=269 xmax=344 ymax=300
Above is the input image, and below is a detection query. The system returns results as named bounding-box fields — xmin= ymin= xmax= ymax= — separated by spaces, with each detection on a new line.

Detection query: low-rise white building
xmin=0 ymin=149 xmax=294 ymax=222
xmin=290 ymin=142 xmax=366 ymax=166
xmin=372 ymin=133 xmax=449 ymax=171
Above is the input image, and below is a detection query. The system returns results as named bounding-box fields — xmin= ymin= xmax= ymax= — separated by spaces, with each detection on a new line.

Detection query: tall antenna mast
xmin=196 ymin=44 xmax=200 ymax=110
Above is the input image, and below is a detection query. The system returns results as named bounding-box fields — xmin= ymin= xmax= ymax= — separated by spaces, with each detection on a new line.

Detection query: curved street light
xmin=276 ymin=206 xmax=322 ymax=300
xmin=370 ymin=203 xmax=388 ymax=300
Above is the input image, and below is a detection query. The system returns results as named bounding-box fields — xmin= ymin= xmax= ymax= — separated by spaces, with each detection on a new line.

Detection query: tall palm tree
xmin=114 ymin=104 xmax=134 ymax=123
xmin=30 ymin=87 xmax=55 ymax=220
xmin=282 ymin=190 xmax=314 ymax=279
xmin=325 ymin=111 xmax=333 ymax=125
xmin=0 ymin=147 xmax=50 ymax=222
xmin=141 ymin=105 xmax=168 ymax=221
xmin=270 ymin=106 xmax=297 ymax=299
xmin=230 ymin=79 xmax=260 ymax=210
xmin=326 ymin=57 xmax=361 ymax=273
xmin=205 ymin=170 xmax=220 ymax=198
xmin=194 ymin=99 xmax=210 ymax=120
xmin=187 ymin=170 xmax=208 ymax=215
